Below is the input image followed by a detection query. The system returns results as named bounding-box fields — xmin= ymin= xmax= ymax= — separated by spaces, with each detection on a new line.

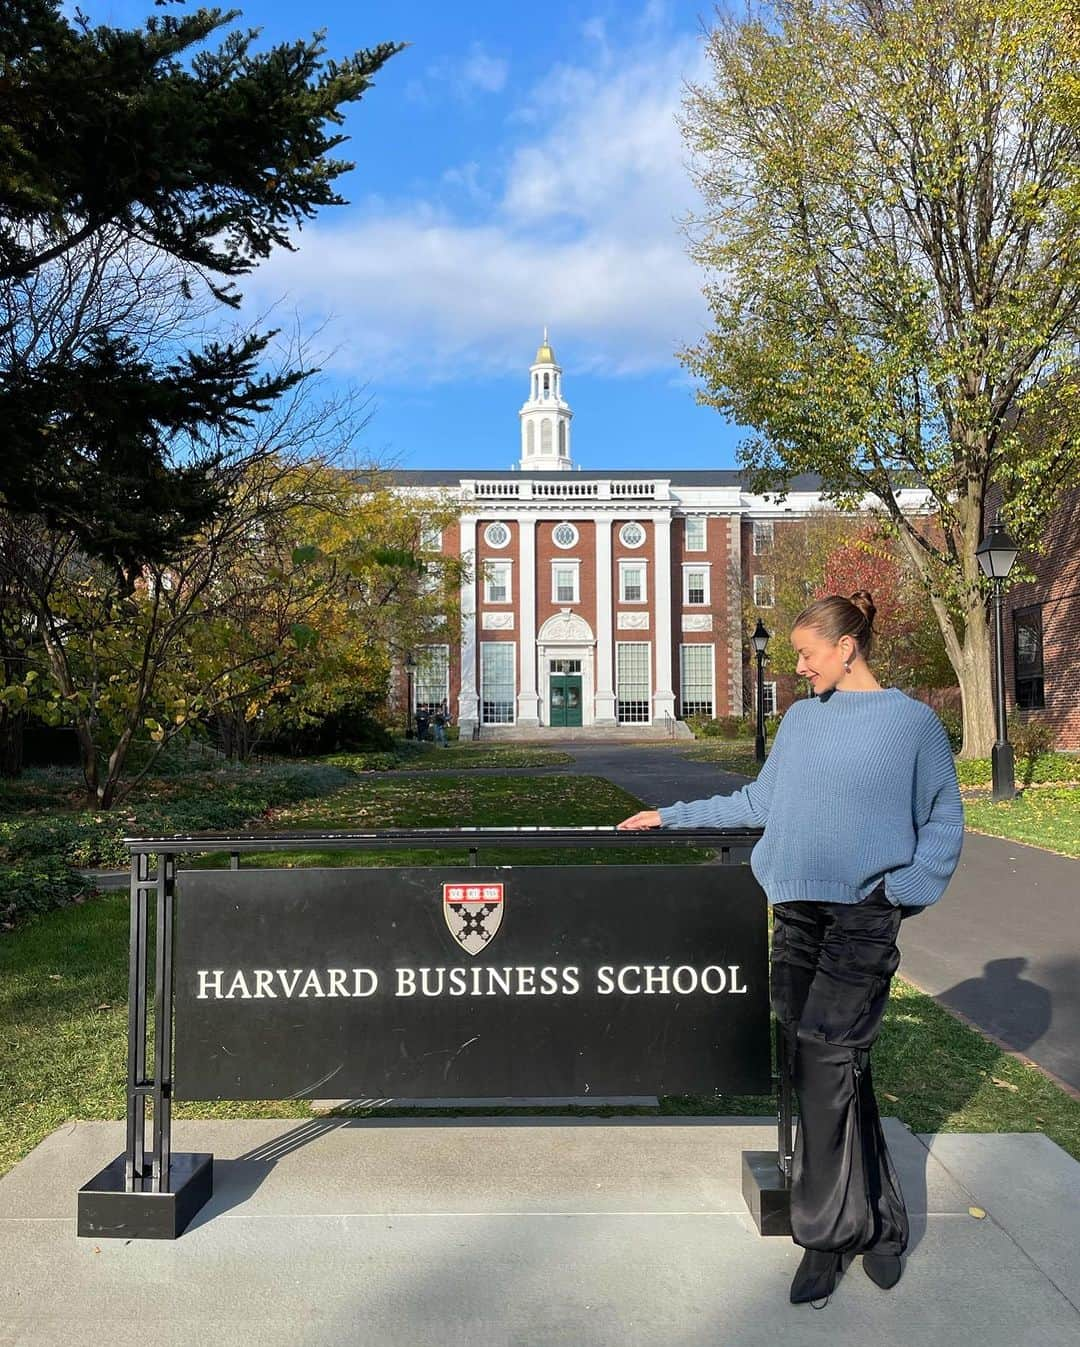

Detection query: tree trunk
xmin=0 ymin=708 xmax=23 ymax=777
xmin=954 ymin=606 xmax=997 ymax=759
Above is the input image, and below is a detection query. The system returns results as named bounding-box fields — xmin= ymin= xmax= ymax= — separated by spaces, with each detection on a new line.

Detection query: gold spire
xmin=535 ymin=325 xmax=556 ymax=364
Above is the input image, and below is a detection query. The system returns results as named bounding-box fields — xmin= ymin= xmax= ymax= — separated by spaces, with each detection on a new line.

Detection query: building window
xmin=420 ymin=524 xmax=442 ymax=551
xmin=619 ymin=521 xmax=646 ymax=548
xmin=552 ymin=521 xmax=578 ymax=548
xmin=484 ymin=521 xmax=510 ymax=548
xmin=414 ymin=645 xmax=449 ymax=716
xmin=619 ymin=559 xmax=646 ymax=603
xmin=616 ymin=642 xmax=651 ymax=724
xmin=551 ymin=560 xmax=580 ymax=604
xmin=762 ymin=681 xmax=777 ymax=717
xmin=753 ymin=573 xmax=774 ymax=607
xmin=481 ymin=642 xmax=516 ymax=724
xmin=683 ymin=563 xmax=710 ymax=605
xmin=541 ymin=418 xmax=553 ymax=453
xmin=526 ymin=422 xmax=535 ymax=456
xmin=550 ymin=658 xmax=582 ymax=673
xmin=484 ymin=560 xmax=511 ymax=604
xmin=680 ymin=644 xmax=714 ymax=718
xmin=559 ymin=421 xmax=567 ymax=456
xmin=419 ymin=559 xmax=440 ymax=595
xmin=1013 ymin=605 xmax=1045 ymax=709
xmin=684 ymin=516 xmax=706 ymax=550
xmin=753 ymin=520 xmax=774 ymax=555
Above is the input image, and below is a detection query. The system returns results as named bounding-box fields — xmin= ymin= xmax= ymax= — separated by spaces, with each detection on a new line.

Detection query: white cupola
xmin=518 ymin=328 xmax=573 ymax=471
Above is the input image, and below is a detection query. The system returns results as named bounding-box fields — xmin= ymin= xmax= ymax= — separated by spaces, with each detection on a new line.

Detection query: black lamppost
xmin=975 ymin=511 xmax=1019 ymax=802
xmin=404 ymin=651 xmax=417 ymax=739
xmin=751 ymin=618 xmax=771 ymax=762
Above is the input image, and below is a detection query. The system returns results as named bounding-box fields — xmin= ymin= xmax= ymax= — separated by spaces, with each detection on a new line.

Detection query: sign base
xmin=741 ymin=1149 xmax=792 ymax=1236
xmin=78 ymin=1152 xmax=213 ymax=1240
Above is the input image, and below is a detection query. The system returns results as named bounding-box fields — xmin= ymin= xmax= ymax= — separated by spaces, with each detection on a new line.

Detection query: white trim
xmin=652 ymin=517 xmax=676 ymax=718
xmin=550 ymin=558 xmax=581 ymax=604
xmin=679 ymin=642 xmax=715 ymax=718
xmin=753 ymin=573 xmax=775 ymax=607
xmin=482 ymin=558 xmax=513 ymax=605
xmin=414 ymin=643 xmax=450 ymax=712
xmin=484 ymin=521 xmax=511 ymax=548
xmin=682 ymin=561 xmax=712 ymax=606
xmin=594 ymin=520 xmax=616 ymax=724
xmin=480 ymin=640 xmax=517 ymax=725
xmin=618 ymin=557 xmax=648 ymax=603
xmin=615 ymin=640 xmax=653 ymax=724
xmin=517 ymin=518 xmax=539 ymax=725
xmin=683 ymin=516 xmax=707 ymax=551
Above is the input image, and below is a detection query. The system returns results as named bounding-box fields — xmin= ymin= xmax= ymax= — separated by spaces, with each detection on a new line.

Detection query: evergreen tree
xmin=0 ymin=0 xmax=403 ymax=581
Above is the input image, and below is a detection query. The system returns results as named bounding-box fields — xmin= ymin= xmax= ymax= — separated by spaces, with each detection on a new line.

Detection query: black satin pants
xmin=770 ymin=881 xmax=914 ymax=1256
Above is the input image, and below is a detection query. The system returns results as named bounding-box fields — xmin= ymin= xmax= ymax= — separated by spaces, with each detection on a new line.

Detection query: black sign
xmin=172 ymin=865 xmax=770 ymax=1099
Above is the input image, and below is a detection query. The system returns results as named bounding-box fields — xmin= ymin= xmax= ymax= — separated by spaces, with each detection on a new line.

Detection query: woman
xmin=616 ymin=591 xmax=964 ymax=1306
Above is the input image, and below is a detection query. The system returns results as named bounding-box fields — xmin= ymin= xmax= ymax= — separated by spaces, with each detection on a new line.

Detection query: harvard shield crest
xmin=443 ymin=882 xmax=504 ymax=956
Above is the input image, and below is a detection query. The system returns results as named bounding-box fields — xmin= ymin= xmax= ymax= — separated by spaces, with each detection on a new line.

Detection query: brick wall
xmin=986 ymin=480 xmax=1080 ymax=751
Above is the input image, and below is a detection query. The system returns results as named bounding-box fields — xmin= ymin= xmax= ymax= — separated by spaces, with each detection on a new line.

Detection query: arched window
xmin=558 ymin=421 xmax=566 ymax=457
xmin=543 ymin=373 xmax=550 ymax=397
xmin=526 ymin=422 xmax=535 ymax=456
xmin=541 ymin=418 xmax=553 ymax=453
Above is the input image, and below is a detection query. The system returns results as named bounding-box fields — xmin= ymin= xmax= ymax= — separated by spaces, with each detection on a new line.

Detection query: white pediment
xmin=537 ymin=609 xmax=595 ymax=644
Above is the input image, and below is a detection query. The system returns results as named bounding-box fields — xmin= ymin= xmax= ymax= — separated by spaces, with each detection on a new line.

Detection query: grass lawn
xmin=1 ymin=758 xmax=1078 ymax=1181
xmin=327 ymin=742 xmax=574 ymax=772
xmin=963 ymin=788 xmax=1080 ymax=858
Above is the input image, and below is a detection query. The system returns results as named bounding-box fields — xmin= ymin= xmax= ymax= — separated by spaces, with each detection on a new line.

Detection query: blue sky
xmin=79 ymin=0 xmax=748 ymax=472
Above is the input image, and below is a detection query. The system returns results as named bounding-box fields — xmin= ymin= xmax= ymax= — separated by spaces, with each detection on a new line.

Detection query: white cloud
xmin=243 ymin=13 xmax=711 ymax=385
xmin=406 ymin=40 xmax=509 ymax=103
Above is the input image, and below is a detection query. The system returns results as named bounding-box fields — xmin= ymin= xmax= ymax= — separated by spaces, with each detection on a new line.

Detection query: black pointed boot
xmin=790 ymin=1247 xmax=850 ymax=1304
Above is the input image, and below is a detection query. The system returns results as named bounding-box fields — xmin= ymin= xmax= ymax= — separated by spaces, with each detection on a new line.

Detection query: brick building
xmin=392 ymin=336 xmax=938 ymax=738
xmin=986 ymin=479 xmax=1080 ymax=751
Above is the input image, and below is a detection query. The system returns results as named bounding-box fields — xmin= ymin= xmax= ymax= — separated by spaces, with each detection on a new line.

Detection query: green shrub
xmin=936 ymin=707 xmax=963 ymax=754
xmin=0 ymin=863 xmax=95 ymax=928
xmin=1007 ymin=709 xmax=1055 ymax=760
xmin=0 ymin=760 xmax=351 ymax=929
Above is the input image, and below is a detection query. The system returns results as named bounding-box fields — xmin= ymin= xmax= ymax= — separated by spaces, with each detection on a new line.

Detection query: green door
xmin=549 ymin=674 xmax=583 ymax=727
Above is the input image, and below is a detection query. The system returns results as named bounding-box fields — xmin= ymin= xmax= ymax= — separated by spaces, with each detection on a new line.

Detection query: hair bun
xmin=849 ymin=590 xmax=876 ymax=629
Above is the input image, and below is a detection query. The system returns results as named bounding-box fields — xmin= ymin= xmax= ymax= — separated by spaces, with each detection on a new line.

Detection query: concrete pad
xmin=916 ymin=1131 xmax=1080 ymax=1306
xmin=1 ymin=1118 xmax=1077 ymax=1347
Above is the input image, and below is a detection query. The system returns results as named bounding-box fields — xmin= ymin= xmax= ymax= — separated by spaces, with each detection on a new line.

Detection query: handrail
xmin=122 ymin=825 xmax=763 ymax=856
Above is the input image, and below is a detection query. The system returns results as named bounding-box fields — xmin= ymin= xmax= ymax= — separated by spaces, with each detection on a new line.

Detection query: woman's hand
xmin=616 ymin=809 xmax=663 ymax=830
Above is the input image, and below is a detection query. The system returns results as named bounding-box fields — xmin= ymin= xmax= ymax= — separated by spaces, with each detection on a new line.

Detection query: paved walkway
xmin=3 ymin=1116 xmax=1077 ymax=1346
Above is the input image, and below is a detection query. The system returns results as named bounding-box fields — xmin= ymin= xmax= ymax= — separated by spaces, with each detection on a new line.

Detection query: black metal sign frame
xmin=77 ymin=827 xmax=795 ymax=1240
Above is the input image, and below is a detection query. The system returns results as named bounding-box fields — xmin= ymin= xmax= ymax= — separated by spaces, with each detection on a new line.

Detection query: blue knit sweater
xmin=658 ymin=687 xmax=964 ymax=908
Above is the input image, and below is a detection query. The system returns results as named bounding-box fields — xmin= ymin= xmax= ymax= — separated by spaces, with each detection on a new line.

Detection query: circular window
xmin=552 ymin=522 xmax=579 ymax=549
xmin=619 ymin=521 xmax=646 ymax=548
xmin=484 ymin=521 xmax=511 ymax=548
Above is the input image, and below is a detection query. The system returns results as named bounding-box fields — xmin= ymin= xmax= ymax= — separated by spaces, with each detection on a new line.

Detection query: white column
xmin=457 ymin=516 xmax=480 ymax=733
xmin=594 ymin=517 xmax=616 ymax=725
xmin=652 ymin=514 xmax=676 ymax=721
xmin=517 ymin=517 xmax=540 ymax=725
